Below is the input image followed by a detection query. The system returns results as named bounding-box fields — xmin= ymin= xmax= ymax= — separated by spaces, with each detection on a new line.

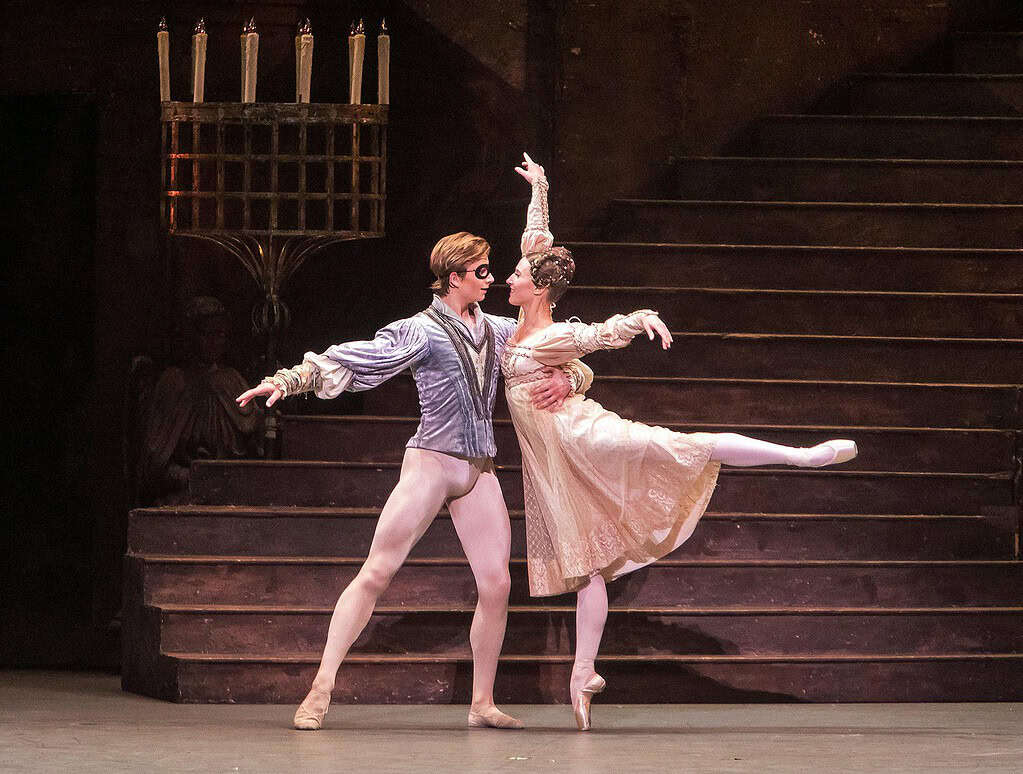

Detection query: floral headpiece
xmin=528 ymin=247 xmax=575 ymax=291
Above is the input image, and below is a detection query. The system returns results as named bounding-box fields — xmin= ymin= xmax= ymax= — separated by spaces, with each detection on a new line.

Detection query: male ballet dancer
xmin=238 ymin=231 xmax=588 ymax=730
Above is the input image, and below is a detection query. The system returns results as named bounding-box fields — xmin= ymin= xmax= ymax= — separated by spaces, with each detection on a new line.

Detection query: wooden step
xmin=751 ymin=115 xmax=1023 ymax=159
xmin=578 ymin=332 xmax=1023 ymax=383
xmin=606 ymin=199 xmax=1023 ymax=248
xmin=131 ymin=554 xmax=1023 ymax=607
xmin=816 ymin=73 xmax=1023 ymax=116
xmin=308 ymin=375 xmax=1019 ymax=429
xmin=128 ymin=507 xmax=1018 ymax=561
xmin=563 ymin=243 xmax=1023 ymax=292
xmin=673 ymin=157 xmax=1023 ymax=203
xmin=154 ymin=604 xmax=1023 ymax=656
xmin=188 ymin=460 xmax=1014 ymax=513
xmin=550 ymin=286 xmax=1023 ymax=338
xmin=159 ymin=651 xmax=1023 ymax=702
xmin=280 ymin=416 xmax=1015 ymax=473
xmin=954 ymin=32 xmax=1023 ymax=74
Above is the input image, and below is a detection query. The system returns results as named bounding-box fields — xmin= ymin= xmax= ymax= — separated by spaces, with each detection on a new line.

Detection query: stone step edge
xmin=845 ymin=73 xmax=1023 ymax=81
xmin=131 ymin=554 xmax=1023 ymax=568
xmin=150 ymin=603 xmax=1023 ymax=616
xmin=624 ymin=331 xmax=1023 ymax=344
xmin=611 ymin=198 xmax=1023 ymax=211
xmin=673 ymin=156 xmax=1023 ymax=167
xmin=565 ymin=241 xmax=1023 ymax=254
xmin=495 ymin=284 xmax=1023 ymax=299
xmin=164 ymin=652 xmax=1023 ymax=664
xmin=283 ymin=415 xmax=1015 ymax=435
xmin=765 ymin=114 xmax=1023 ymax=123
xmin=190 ymin=461 xmax=1014 ymax=482
xmin=344 ymin=372 xmax=1023 ymax=390
xmin=129 ymin=506 xmax=999 ymax=521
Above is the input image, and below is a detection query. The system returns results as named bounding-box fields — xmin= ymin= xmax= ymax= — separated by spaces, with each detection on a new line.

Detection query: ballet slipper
xmin=573 ymin=674 xmax=606 ymax=731
xmin=293 ymin=687 xmax=331 ymax=730
xmin=796 ymin=439 xmax=858 ymax=468
xmin=467 ymin=706 xmax=525 ymax=729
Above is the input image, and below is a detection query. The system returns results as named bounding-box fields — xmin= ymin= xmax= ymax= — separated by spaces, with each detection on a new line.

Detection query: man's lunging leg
xmin=294 ymin=449 xmax=452 ymax=729
xmin=448 ymin=468 xmax=523 ymax=729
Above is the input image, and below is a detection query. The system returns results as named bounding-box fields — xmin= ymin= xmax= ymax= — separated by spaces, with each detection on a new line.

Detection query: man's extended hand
xmin=530 ymin=366 xmax=572 ymax=412
xmin=237 ymin=382 xmax=283 ymax=408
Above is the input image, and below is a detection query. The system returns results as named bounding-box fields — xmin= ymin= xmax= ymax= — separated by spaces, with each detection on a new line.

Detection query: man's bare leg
xmin=294 ymin=449 xmax=467 ymax=729
xmin=448 ymin=467 xmax=523 ymax=729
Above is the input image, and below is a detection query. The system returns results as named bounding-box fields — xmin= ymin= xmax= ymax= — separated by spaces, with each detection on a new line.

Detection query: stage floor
xmin=1 ymin=672 xmax=1020 ymax=773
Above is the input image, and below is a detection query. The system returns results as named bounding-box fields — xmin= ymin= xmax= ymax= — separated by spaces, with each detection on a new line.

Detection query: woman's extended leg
xmin=294 ymin=449 xmax=454 ymax=728
xmin=448 ymin=468 xmax=522 ymax=729
xmin=709 ymin=432 xmax=856 ymax=467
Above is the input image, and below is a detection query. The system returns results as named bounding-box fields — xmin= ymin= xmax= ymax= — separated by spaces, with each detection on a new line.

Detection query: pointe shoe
xmin=573 ymin=674 xmax=606 ymax=731
xmin=293 ymin=688 xmax=331 ymax=730
xmin=467 ymin=706 xmax=525 ymax=729
xmin=799 ymin=439 xmax=858 ymax=468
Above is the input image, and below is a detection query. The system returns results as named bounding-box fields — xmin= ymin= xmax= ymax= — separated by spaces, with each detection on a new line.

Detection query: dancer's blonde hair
xmin=430 ymin=232 xmax=490 ymax=296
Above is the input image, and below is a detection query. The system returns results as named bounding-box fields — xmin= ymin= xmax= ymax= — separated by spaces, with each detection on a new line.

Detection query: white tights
xmin=308 ymin=448 xmax=512 ymax=712
xmin=569 ymin=431 xmax=842 ymax=697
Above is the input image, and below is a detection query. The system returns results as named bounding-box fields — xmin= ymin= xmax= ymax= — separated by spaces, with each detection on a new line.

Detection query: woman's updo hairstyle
xmin=527 ymin=245 xmax=575 ymax=305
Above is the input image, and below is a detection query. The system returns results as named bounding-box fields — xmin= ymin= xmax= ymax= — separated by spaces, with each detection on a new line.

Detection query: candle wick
xmin=381 ymin=18 xmax=388 ymax=33
xmin=194 ymin=17 xmax=206 ymax=35
xmin=159 ymin=17 xmax=168 ymax=32
xmin=356 ymin=18 xmax=365 ymax=34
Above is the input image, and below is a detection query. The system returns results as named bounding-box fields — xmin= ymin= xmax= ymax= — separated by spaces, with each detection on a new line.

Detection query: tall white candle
xmin=158 ymin=17 xmax=170 ymax=102
xmin=349 ymin=18 xmax=365 ymax=105
xmin=348 ymin=21 xmax=355 ymax=90
xmin=295 ymin=18 xmax=314 ymax=103
xmin=191 ymin=18 xmax=207 ymax=103
xmin=377 ymin=19 xmax=390 ymax=105
xmin=241 ymin=18 xmax=259 ymax=103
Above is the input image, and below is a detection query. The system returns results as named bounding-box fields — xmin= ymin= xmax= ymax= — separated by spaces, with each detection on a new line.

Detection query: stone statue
xmin=137 ymin=296 xmax=260 ymax=503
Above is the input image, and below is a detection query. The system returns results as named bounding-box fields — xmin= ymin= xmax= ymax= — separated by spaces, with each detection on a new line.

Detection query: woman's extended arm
xmin=524 ymin=311 xmax=672 ymax=368
xmin=516 ymin=152 xmax=554 ymax=258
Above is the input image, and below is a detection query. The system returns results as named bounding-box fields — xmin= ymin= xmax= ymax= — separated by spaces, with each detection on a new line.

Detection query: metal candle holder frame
xmin=161 ymin=101 xmax=387 ymax=361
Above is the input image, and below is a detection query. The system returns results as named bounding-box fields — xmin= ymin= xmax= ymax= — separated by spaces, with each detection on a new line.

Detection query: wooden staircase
xmin=124 ymin=29 xmax=1023 ymax=703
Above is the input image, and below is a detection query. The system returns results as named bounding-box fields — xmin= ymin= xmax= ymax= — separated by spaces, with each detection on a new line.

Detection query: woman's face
xmin=506 ymin=257 xmax=538 ymax=307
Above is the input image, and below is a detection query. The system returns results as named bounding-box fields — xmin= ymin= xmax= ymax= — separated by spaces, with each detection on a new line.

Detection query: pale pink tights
xmin=570 ymin=432 xmax=835 ymax=697
xmin=308 ymin=448 xmax=512 ymax=712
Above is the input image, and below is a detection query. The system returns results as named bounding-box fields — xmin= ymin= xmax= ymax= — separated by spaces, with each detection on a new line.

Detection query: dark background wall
xmin=2 ymin=0 xmax=1016 ymax=669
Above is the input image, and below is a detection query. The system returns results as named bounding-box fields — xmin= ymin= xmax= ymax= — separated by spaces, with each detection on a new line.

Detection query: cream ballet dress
xmin=508 ymin=174 xmax=721 ymax=596
xmin=501 ymin=314 xmax=721 ymax=597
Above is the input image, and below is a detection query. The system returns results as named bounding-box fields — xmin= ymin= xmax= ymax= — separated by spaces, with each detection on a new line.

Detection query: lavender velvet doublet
xmin=315 ymin=295 xmax=517 ymax=459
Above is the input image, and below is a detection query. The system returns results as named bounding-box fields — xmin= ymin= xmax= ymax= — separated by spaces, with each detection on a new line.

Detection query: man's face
xmin=451 ymin=253 xmax=494 ymax=304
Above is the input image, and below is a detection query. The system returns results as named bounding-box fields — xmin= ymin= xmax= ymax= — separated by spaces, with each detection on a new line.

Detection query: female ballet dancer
xmin=504 ymin=153 xmax=857 ymax=730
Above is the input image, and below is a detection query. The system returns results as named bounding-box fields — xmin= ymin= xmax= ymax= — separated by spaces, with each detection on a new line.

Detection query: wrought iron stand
xmin=161 ymin=101 xmax=387 ymax=450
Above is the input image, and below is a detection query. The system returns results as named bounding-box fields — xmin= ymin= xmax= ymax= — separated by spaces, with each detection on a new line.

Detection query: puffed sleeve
xmin=528 ymin=310 xmax=660 ymax=365
xmin=562 ymin=359 xmax=594 ymax=394
xmin=265 ymin=317 xmax=430 ymax=399
xmin=488 ymin=315 xmax=519 ymax=349
xmin=520 ymin=175 xmax=554 ymax=258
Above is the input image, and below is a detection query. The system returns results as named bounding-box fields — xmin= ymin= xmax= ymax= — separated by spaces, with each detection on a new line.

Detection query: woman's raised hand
xmin=236 ymin=381 xmax=283 ymax=408
xmin=642 ymin=314 xmax=673 ymax=350
xmin=514 ymin=152 xmax=545 ymax=184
